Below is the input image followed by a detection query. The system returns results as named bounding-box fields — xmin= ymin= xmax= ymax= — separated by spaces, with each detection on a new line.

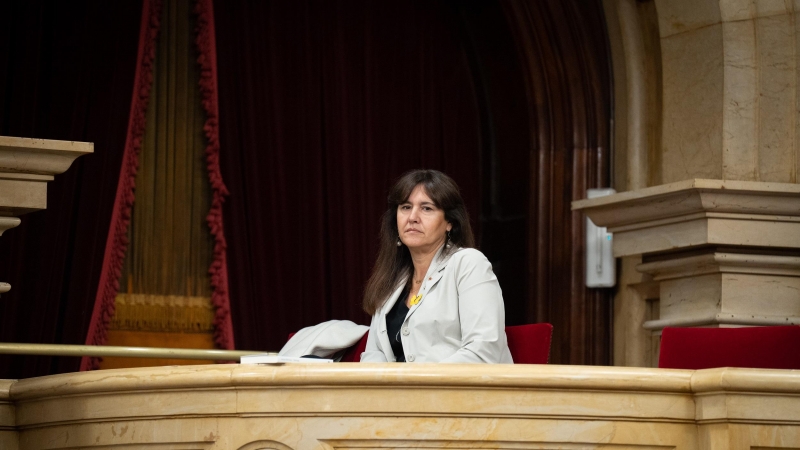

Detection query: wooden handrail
xmin=0 ymin=343 xmax=274 ymax=361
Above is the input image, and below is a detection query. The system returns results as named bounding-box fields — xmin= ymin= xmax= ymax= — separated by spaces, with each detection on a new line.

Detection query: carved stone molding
xmin=0 ymin=217 xmax=21 ymax=236
xmin=573 ymin=179 xmax=800 ymax=333
xmin=0 ymin=136 xmax=93 ymax=218
xmin=0 ymin=136 xmax=92 ymax=292
xmin=572 ymin=178 xmax=800 ymax=257
xmin=638 ymin=249 xmax=800 ymax=330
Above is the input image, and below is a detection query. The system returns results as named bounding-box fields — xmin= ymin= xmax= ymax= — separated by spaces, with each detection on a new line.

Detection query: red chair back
xmin=505 ymin=323 xmax=553 ymax=364
xmin=340 ymin=332 xmax=369 ymax=362
xmin=658 ymin=326 xmax=800 ymax=370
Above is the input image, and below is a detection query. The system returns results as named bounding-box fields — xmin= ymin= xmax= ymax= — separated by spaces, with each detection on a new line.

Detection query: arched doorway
xmin=457 ymin=0 xmax=613 ymax=365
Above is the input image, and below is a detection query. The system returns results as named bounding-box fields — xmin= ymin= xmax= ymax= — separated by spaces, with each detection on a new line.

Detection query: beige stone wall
xmin=607 ymin=0 xmax=800 ymax=197
xmin=657 ymin=0 xmax=800 ymax=184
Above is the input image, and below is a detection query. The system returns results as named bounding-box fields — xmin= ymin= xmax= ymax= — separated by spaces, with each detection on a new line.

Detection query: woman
xmin=360 ymin=169 xmax=513 ymax=363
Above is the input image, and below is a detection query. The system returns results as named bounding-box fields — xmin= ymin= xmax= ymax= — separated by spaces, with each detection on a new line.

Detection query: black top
xmin=385 ymin=283 xmax=410 ymax=362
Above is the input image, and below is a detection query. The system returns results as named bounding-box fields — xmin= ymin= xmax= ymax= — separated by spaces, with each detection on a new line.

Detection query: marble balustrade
xmin=1 ymin=363 xmax=799 ymax=449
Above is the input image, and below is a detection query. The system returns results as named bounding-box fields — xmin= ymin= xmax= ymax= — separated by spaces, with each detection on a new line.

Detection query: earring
xmin=396 ymin=238 xmax=402 ymax=247
xmin=446 ymin=230 xmax=452 ymax=248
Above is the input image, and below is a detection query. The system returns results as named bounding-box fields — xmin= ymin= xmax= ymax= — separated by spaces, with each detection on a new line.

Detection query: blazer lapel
xmin=405 ymin=246 xmax=457 ymax=319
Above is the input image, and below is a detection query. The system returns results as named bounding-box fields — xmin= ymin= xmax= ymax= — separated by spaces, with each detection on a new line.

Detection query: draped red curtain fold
xmin=81 ymin=0 xmax=164 ymax=371
xmin=85 ymin=0 xmax=238 ymax=366
xmin=194 ymin=0 xmax=234 ymax=350
xmin=0 ymin=0 xmax=144 ymax=379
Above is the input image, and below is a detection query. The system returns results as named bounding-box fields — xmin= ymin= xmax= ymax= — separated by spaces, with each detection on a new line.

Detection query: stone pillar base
xmin=638 ymin=248 xmax=800 ymax=330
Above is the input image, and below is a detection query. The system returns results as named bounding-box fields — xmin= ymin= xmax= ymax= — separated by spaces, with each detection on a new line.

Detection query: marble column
xmin=657 ymin=0 xmax=800 ymax=185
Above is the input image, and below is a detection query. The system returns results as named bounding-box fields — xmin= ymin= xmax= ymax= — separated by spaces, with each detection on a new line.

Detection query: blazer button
xmin=402 ymin=327 xmax=410 ymax=336
xmin=407 ymin=354 xmax=415 ymax=362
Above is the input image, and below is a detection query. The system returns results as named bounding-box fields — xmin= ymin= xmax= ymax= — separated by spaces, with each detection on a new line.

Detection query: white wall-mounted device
xmin=585 ymin=188 xmax=616 ymax=288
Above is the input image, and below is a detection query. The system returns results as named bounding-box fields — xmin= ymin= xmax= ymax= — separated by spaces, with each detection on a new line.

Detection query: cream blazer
xmin=361 ymin=246 xmax=513 ymax=363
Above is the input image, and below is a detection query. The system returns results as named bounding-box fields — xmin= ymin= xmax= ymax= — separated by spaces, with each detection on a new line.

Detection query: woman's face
xmin=397 ymin=185 xmax=452 ymax=254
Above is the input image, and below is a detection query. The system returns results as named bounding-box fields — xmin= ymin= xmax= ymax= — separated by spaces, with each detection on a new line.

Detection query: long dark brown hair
xmin=362 ymin=169 xmax=475 ymax=315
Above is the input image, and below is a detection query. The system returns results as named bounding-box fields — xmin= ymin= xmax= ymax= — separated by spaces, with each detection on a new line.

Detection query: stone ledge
xmin=0 ymin=136 xmax=93 ymax=219
xmin=4 ymin=365 xmax=800 ymax=449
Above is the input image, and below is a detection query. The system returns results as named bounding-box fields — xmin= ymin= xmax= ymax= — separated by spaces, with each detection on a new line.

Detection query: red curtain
xmin=0 ymin=0 xmax=613 ymax=375
xmin=0 ymin=0 xmax=143 ymax=378
xmin=195 ymin=0 xmax=235 ymax=350
xmin=213 ymin=1 xmax=483 ymax=351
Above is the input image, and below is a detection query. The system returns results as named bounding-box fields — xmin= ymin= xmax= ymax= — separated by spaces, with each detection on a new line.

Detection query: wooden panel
xmin=499 ymin=0 xmax=614 ymax=365
xmin=456 ymin=0 xmax=613 ymax=365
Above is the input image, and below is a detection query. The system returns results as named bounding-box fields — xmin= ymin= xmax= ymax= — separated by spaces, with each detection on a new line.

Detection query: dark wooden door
xmin=457 ymin=0 xmax=613 ymax=365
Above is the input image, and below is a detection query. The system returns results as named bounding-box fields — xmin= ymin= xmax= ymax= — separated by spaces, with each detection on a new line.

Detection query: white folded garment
xmin=278 ymin=319 xmax=368 ymax=359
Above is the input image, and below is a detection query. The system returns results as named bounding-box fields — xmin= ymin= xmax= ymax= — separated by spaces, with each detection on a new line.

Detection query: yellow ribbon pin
xmin=409 ymin=294 xmax=422 ymax=306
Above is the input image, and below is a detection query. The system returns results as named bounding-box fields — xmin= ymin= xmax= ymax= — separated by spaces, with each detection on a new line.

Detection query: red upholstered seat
xmin=658 ymin=326 xmax=800 ymax=370
xmin=505 ymin=323 xmax=553 ymax=364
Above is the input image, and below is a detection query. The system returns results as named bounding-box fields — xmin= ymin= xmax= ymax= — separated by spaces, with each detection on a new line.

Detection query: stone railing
xmin=2 ymin=363 xmax=800 ymax=449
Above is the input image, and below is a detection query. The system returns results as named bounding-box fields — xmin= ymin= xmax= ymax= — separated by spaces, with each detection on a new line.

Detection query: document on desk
xmin=240 ymin=355 xmax=334 ymax=364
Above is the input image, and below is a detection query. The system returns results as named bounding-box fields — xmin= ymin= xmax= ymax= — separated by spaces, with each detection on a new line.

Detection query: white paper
xmin=240 ymin=354 xmax=334 ymax=364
